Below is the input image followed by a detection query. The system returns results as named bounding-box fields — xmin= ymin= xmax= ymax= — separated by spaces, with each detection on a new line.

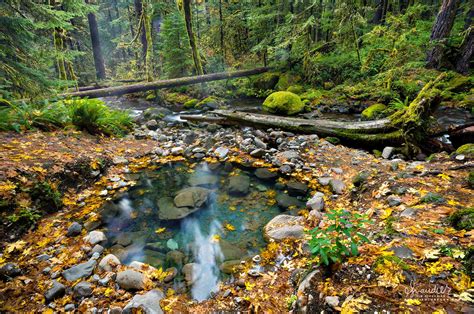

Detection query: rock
xmin=279 ymin=164 xmax=292 ymax=174
xmin=306 ymin=192 xmax=325 ymax=211
xmin=263 ymin=215 xmax=305 ymax=242
xmin=66 ymin=222 xmax=82 ymax=237
xmin=91 ymin=244 xmax=104 ymax=256
xmin=64 ymin=304 xmax=75 ymax=311
xmin=123 ymin=289 xmax=164 ymax=314
xmin=129 ymin=261 xmax=156 ymax=272
xmin=62 ymin=259 xmax=97 ymax=282
xmin=220 ymin=240 xmax=246 ymax=261
xmin=182 ymin=263 xmax=195 ymax=286
xmin=262 ymin=91 xmax=304 ymax=115
xmin=276 ymin=193 xmax=305 ymax=210
xmin=166 ymin=250 xmax=184 ymax=266
xmin=171 ymin=147 xmax=184 ymax=155
xmin=73 ymin=281 xmax=93 ymax=299
xmin=228 ymin=174 xmax=250 ymax=196
xmin=296 ymin=270 xmax=321 ymax=312
xmin=325 ymin=296 xmax=340 ymax=308
xmin=44 ymin=280 xmax=65 ymax=303
xmin=0 ymin=263 xmax=22 ymax=280
xmin=250 ymin=148 xmax=265 ymax=158
xmin=361 ymin=103 xmax=386 ymax=120
xmin=37 ymin=254 xmax=51 ymax=262
xmin=254 ymin=138 xmax=267 ymax=149
xmin=382 ymin=146 xmax=395 ymax=159
xmin=173 ymin=187 xmax=210 ymax=209
xmin=188 ymin=173 xmax=218 ymax=187
xmin=158 ymin=192 xmax=207 ymax=221
xmin=318 ymin=176 xmax=332 ymax=186
xmin=83 ymin=231 xmax=107 ymax=246
xmin=387 ymin=195 xmax=402 ymax=207
xmin=276 ymin=150 xmax=299 ymax=161
xmin=145 ymin=119 xmax=158 ymax=130
xmin=352 ymin=171 xmax=370 ymax=187
xmin=109 ymin=306 xmax=123 ymax=314
xmin=220 ymin=260 xmax=241 ymax=274
xmin=215 ymin=147 xmax=229 ymax=159
xmin=389 ymin=246 xmax=413 ymax=259
xmin=286 ymin=181 xmax=308 ymax=196
xmin=164 ymin=267 xmax=177 ymax=283
xmin=116 ymin=270 xmax=146 ymax=291
xmin=254 ymin=168 xmax=278 ymax=180
xmin=329 ymin=179 xmax=345 ymax=194
xmin=400 ymin=207 xmax=417 ymax=218
xmin=98 ymin=254 xmax=121 ymax=272
xmin=113 ymin=156 xmax=129 ymax=165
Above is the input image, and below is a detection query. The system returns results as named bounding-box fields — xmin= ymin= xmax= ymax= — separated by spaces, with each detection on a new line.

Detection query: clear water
xmin=103 ymin=162 xmax=281 ymax=300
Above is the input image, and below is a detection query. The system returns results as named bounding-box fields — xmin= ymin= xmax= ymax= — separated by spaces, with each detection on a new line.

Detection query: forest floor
xmin=0 ymin=121 xmax=473 ymax=312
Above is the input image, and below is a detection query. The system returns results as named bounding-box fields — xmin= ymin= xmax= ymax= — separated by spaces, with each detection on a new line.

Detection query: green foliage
xmin=262 ymin=91 xmax=304 ymax=115
xmin=183 ymin=99 xmax=199 ymax=109
xmin=65 ymin=98 xmax=133 ymax=136
xmin=31 ymin=182 xmax=63 ymax=212
xmin=448 ymin=208 xmax=474 ymax=231
xmin=420 ymin=192 xmax=446 ymax=204
xmin=307 ymin=209 xmax=371 ymax=266
xmin=468 ymin=171 xmax=474 ymax=189
xmin=7 ymin=208 xmax=41 ymax=224
xmin=456 ymin=144 xmax=474 ymax=156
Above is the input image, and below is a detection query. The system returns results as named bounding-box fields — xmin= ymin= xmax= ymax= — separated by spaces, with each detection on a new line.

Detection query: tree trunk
xmin=219 ymin=0 xmax=225 ymax=60
xmin=373 ymin=0 xmax=388 ymax=24
xmin=86 ymin=2 xmax=106 ymax=80
xmin=61 ymin=67 xmax=269 ymax=98
xmin=179 ymin=0 xmax=204 ymax=75
xmin=134 ymin=0 xmax=148 ymax=61
xmin=455 ymin=26 xmax=473 ymax=74
xmin=426 ymin=0 xmax=460 ymax=69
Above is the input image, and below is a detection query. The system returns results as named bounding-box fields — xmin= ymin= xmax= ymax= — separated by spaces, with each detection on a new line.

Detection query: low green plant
xmin=30 ymin=181 xmax=63 ymax=212
xmin=7 ymin=208 xmax=41 ymax=224
xmin=307 ymin=209 xmax=371 ymax=266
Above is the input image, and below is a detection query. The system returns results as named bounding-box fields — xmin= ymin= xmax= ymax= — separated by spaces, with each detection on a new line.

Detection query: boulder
xmin=286 ymin=181 xmax=308 ymax=196
xmin=116 ymin=270 xmax=147 ymax=291
xmin=188 ymin=173 xmax=219 ymax=187
xmin=329 ymin=179 xmax=345 ymax=194
xmin=382 ymin=146 xmax=395 ymax=159
xmin=361 ymin=103 xmax=387 ymax=120
xmin=306 ymin=192 xmax=325 ymax=211
xmin=220 ymin=239 xmax=246 ymax=261
xmin=73 ymin=281 xmax=93 ymax=299
xmin=66 ymin=222 xmax=82 ymax=237
xmin=174 ymin=187 xmax=210 ymax=208
xmin=263 ymin=215 xmax=305 ymax=242
xmin=44 ymin=280 xmax=65 ymax=303
xmin=158 ymin=194 xmax=204 ymax=221
xmin=228 ymin=174 xmax=250 ymax=196
xmin=0 ymin=263 xmax=22 ymax=280
xmin=83 ymin=231 xmax=107 ymax=246
xmin=182 ymin=263 xmax=196 ymax=286
xmin=255 ymin=168 xmax=278 ymax=181
xmin=123 ymin=289 xmax=165 ymax=314
xmin=62 ymin=259 xmax=97 ymax=282
xmin=98 ymin=254 xmax=121 ymax=272
xmin=262 ymin=91 xmax=304 ymax=115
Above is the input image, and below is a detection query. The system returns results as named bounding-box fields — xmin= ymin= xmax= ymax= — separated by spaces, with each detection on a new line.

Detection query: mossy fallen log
xmin=183 ymin=74 xmax=450 ymax=153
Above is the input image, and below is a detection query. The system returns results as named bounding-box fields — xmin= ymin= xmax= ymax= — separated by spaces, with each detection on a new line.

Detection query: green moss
xmin=275 ymin=73 xmax=301 ymax=91
xmin=183 ymin=99 xmax=199 ymax=109
xmin=456 ymin=144 xmax=474 ymax=156
xmin=325 ymin=137 xmax=340 ymax=145
xmin=30 ymin=181 xmax=63 ymax=213
xmin=287 ymin=85 xmax=304 ymax=94
xmin=448 ymin=207 xmax=474 ymax=231
xmin=164 ymin=92 xmax=192 ymax=104
xmin=352 ymin=171 xmax=370 ymax=187
xmin=420 ymin=192 xmax=445 ymax=204
xmin=262 ymin=91 xmax=304 ymax=115
xmin=196 ymin=96 xmax=219 ymax=109
xmin=300 ymin=89 xmax=323 ymax=102
xmin=469 ymin=171 xmax=474 ymax=189
xmin=252 ymin=72 xmax=280 ymax=90
xmin=361 ymin=103 xmax=387 ymax=120
xmin=373 ymin=149 xmax=382 ymax=157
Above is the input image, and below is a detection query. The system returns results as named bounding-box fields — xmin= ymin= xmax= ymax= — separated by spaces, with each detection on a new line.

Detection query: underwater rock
xmin=276 ymin=193 xmax=304 ymax=210
xmin=174 ymin=187 xmax=211 ymax=209
xmin=188 ymin=173 xmax=219 ymax=187
xmin=220 ymin=260 xmax=242 ymax=274
xmin=228 ymin=174 xmax=250 ymax=196
xmin=255 ymin=168 xmax=278 ymax=180
xmin=219 ymin=239 xmax=246 ymax=261
xmin=182 ymin=263 xmax=196 ymax=286
xmin=286 ymin=181 xmax=308 ymax=196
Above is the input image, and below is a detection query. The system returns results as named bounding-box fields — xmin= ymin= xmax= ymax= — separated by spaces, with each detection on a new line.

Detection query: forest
xmin=0 ymin=0 xmax=473 ymax=312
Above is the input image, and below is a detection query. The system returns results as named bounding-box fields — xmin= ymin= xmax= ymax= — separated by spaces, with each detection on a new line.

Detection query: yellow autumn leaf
xmin=341 ymin=294 xmax=372 ymax=313
xmin=155 ymin=227 xmax=166 ymax=234
xmin=211 ymin=234 xmax=221 ymax=242
xmin=104 ymin=287 xmax=114 ymax=297
xmin=4 ymin=240 xmax=27 ymax=255
xmin=245 ymin=282 xmax=255 ymax=291
xmin=406 ymin=299 xmax=421 ymax=306
xmin=437 ymin=173 xmax=450 ymax=181
xmin=380 ymin=208 xmax=393 ymax=220
xmin=229 ymin=206 xmax=237 ymax=211
xmin=225 ymin=223 xmax=235 ymax=231
xmin=426 ymin=261 xmax=453 ymax=275
xmin=0 ymin=181 xmax=16 ymax=193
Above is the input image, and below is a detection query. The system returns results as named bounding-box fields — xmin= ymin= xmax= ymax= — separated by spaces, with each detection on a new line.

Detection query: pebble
xmin=64 ymin=304 xmax=75 ymax=311
xmin=66 ymin=222 xmax=82 ymax=237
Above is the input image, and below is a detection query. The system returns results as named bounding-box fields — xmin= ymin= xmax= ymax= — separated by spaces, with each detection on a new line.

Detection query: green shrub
xmin=262 ymin=91 xmax=304 ymax=115
xmin=64 ymin=98 xmax=133 ymax=136
xmin=7 ymin=208 xmax=41 ymax=224
xmin=30 ymin=181 xmax=62 ymax=213
xmin=307 ymin=209 xmax=371 ymax=265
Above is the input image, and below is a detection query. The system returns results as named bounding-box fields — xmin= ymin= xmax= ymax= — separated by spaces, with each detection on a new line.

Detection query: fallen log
xmin=183 ymin=73 xmax=448 ymax=154
xmin=60 ymin=67 xmax=269 ymax=99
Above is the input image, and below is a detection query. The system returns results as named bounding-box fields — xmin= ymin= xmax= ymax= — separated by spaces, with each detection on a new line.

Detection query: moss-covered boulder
xmin=196 ymin=96 xmax=220 ymax=110
xmin=253 ymin=72 xmax=280 ymax=90
xmin=361 ymin=103 xmax=387 ymax=120
xmin=287 ymin=85 xmax=304 ymax=94
xmin=183 ymin=99 xmax=199 ymax=109
xmin=275 ymin=73 xmax=301 ymax=91
xmin=163 ymin=92 xmax=192 ymax=105
xmin=456 ymin=143 xmax=474 ymax=157
xmin=262 ymin=91 xmax=304 ymax=115
xmin=448 ymin=207 xmax=474 ymax=231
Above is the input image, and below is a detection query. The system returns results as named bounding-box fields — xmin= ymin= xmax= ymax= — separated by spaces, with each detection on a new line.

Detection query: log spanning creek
xmin=98 ymin=162 xmax=298 ymax=300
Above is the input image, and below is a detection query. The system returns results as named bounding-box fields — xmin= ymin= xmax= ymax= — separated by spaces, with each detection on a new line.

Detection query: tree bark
xmin=86 ymin=2 xmax=106 ymax=80
xmin=426 ymin=0 xmax=460 ymax=69
xmin=181 ymin=0 xmax=204 ymax=75
xmin=455 ymin=26 xmax=473 ymax=74
xmin=134 ymin=0 xmax=148 ymax=61
xmin=60 ymin=67 xmax=269 ymax=98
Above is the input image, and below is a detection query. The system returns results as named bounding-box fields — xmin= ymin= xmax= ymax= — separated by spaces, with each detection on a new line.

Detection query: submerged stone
xmin=228 ymin=174 xmax=250 ymax=196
